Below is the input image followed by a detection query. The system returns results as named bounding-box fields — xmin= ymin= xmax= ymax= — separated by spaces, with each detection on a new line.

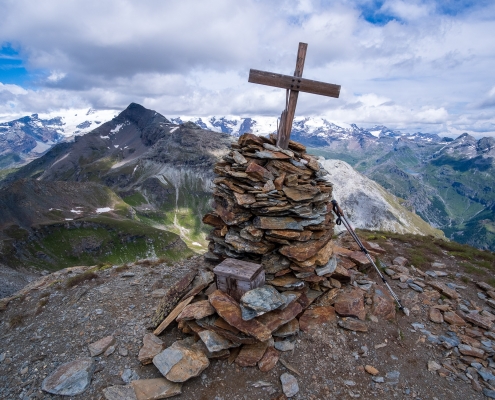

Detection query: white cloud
xmin=0 ymin=0 xmax=494 ymax=137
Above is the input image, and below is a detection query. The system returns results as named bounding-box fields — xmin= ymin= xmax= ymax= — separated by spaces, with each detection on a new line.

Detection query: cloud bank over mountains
xmin=0 ymin=0 xmax=494 ymax=137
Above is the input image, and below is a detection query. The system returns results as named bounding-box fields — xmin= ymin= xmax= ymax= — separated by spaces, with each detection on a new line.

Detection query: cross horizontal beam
xmin=248 ymin=69 xmax=341 ymax=98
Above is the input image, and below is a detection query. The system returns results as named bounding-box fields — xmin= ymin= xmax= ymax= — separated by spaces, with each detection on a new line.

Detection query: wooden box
xmin=213 ymin=258 xmax=265 ymax=302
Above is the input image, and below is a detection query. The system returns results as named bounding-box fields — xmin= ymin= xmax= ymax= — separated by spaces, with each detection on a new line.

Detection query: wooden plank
xmin=277 ymin=42 xmax=307 ymax=149
xmin=248 ymin=69 xmax=340 ymax=98
xmin=153 ymin=296 xmax=194 ymax=336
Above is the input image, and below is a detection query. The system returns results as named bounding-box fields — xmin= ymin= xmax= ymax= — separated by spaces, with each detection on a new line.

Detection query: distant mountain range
xmin=1 ymin=108 xmax=493 ymax=251
xmin=0 ymin=104 xmax=443 ymax=270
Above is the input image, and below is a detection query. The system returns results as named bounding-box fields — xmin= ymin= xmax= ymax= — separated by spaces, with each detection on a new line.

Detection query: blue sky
xmin=0 ymin=0 xmax=495 ymax=137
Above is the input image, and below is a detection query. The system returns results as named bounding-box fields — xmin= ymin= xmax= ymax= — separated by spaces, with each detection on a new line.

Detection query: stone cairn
xmin=130 ymin=134 xmax=371 ymax=398
xmin=202 ymin=132 xmax=341 ymax=284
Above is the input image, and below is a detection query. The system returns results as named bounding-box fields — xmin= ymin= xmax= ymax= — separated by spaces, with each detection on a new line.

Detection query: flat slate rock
xmin=273 ymin=318 xmax=300 ymax=337
xmin=257 ymin=301 xmax=303 ymax=333
xmin=299 ymin=306 xmax=336 ymax=332
xmin=258 ymin=346 xmax=279 ymax=372
xmin=131 ymin=378 xmax=182 ymax=400
xmin=198 ymin=330 xmax=235 ymax=353
xmin=42 ymin=357 xmax=95 ymax=396
xmin=103 ymin=385 xmax=137 ymax=400
xmin=240 ymin=286 xmax=286 ymax=320
xmin=235 ymin=341 xmax=269 ymax=367
xmin=338 ymin=318 xmax=368 ymax=332
xmin=465 ymin=312 xmax=493 ymax=330
xmin=138 ymin=334 xmax=166 ymax=365
xmin=176 ymin=300 xmax=215 ymax=321
xmin=208 ymin=290 xmax=272 ymax=342
xmin=153 ymin=342 xmax=209 ymax=383
xmin=88 ymin=335 xmax=115 ymax=357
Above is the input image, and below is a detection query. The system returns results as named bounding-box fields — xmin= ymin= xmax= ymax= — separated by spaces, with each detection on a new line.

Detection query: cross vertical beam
xmin=248 ymin=42 xmax=340 ymax=150
xmin=277 ymin=42 xmax=307 ymax=149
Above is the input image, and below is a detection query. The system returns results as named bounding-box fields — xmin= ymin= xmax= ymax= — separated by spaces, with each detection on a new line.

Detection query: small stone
xmin=42 ymin=358 xmax=95 ymax=396
xmin=274 ymin=340 xmax=295 ymax=352
xmin=465 ymin=311 xmax=493 ymax=330
xmin=104 ymin=345 xmax=116 ymax=357
xmin=88 ymin=335 xmax=115 ymax=357
xmin=338 ymin=319 xmax=368 ymax=332
xmin=273 ymin=319 xmax=299 ymax=337
xmin=119 ymin=346 xmax=128 ymax=357
xmin=444 ymin=312 xmax=467 ymax=326
xmin=131 ymin=378 xmax=182 ymax=400
xmin=365 ymin=365 xmax=379 ymax=375
xmin=372 ymin=376 xmax=384 ymax=383
xmin=280 ymin=373 xmax=299 ymax=398
xmin=393 ymin=257 xmax=408 ymax=267
xmin=121 ymin=369 xmax=140 ymax=384
xmin=429 ymin=308 xmax=444 ymax=324
xmin=103 ymin=385 xmax=137 ymax=400
xmin=458 ymin=344 xmax=485 ymax=358
xmin=408 ymin=283 xmax=423 ymax=293
xmin=138 ymin=334 xmax=166 ymax=365
xmin=385 ymin=370 xmax=400 ymax=385
xmin=484 ymin=388 xmax=495 ymax=399
xmin=428 ymin=360 xmax=442 ymax=371
xmin=151 ymin=289 xmax=167 ymax=298
xmin=121 ymin=272 xmax=136 ymax=277
xmin=431 ymin=262 xmax=446 ymax=269
xmin=198 ymin=330 xmax=235 ymax=353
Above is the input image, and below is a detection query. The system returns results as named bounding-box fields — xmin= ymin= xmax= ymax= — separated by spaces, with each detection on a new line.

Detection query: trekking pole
xmin=331 ymin=200 xmax=410 ymax=316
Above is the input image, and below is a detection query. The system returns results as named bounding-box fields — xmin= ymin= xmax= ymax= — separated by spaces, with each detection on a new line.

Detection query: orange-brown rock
xmin=208 ymin=290 xmax=272 ymax=342
xmin=233 ymin=192 xmax=256 ymax=206
xmin=334 ymin=289 xmax=366 ymax=320
xmin=282 ymin=185 xmax=320 ymax=202
xmin=258 ymin=346 xmax=280 ymax=372
xmin=235 ymin=342 xmax=269 ymax=367
xmin=299 ymin=306 xmax=336 ymax=332
xmin=202 ymin=213 xmax=224 ymax=228
xmin=176 ymin=300 xmax=216 ymax=322
xmin=371 ymin=287 xmax=396 ymax=320
xmin=238 ymin=133 xmax=266 ymax=147
xmin=266 ymin=230 xmax=301 ymax=240
xmin=257 ymin=301 xmax=303 ymax=332
xmin=444 ymin=312 xmax=467 ymax=326
xmin=349 ymin=251 xmax=372 ymax=269
xmin=213 ymin=194 xmax=252 ymax=226
xmin=246 ymin=161 xmax=274 ymax=182
xmin=279 ymin=231 xmax=333 ymax=262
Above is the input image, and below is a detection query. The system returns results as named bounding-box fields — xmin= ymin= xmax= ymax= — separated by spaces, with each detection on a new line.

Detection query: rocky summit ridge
xmin=1 ymin=232 xmax=495 ymax=399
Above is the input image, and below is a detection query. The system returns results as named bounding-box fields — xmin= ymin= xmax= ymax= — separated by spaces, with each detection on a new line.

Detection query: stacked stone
xmin=203 ymin=133 xmax=339 ymax=289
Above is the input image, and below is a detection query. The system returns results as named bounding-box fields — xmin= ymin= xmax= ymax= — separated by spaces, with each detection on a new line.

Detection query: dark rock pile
xmin=203 ymin=133 xmax=340 ymax=289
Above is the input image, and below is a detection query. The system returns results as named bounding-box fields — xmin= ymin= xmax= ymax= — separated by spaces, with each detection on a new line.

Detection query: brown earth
xmin=1 ymin=232 xmax=495 ymax=399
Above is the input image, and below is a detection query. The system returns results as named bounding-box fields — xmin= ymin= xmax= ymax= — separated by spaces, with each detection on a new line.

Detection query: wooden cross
xmin=248 ymin=42 xmax=341 ymax=149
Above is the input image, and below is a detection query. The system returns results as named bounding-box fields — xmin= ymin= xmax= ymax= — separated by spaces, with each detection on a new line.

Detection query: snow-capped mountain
xmin=0 ymin=108 xmax=118 ymax=168
xmin=170 ymin=115 xmax=447 ymax=148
